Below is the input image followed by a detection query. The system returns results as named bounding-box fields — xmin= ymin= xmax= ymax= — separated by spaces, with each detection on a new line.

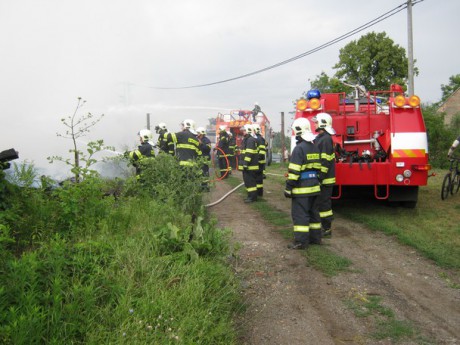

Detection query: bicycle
xmin=441 ymin=157 xmax=460 ymax=200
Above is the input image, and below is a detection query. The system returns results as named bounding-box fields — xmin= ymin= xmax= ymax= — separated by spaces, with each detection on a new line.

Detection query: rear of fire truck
xmin=293 ymin=84 xmax=431 ymax=208
xmin=216 ymin=109 xmax=273 ymax=166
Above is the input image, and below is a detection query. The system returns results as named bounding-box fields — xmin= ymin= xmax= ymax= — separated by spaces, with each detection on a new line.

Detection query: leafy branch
xmin=48 ymin=98 xmax=109 ymax=182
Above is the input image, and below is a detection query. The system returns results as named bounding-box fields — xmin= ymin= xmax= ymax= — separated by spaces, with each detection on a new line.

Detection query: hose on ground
xmin=204 ymin=182 xmax=245 ymax=207
xmin=265 ymin=172 xmax=285 ymax=177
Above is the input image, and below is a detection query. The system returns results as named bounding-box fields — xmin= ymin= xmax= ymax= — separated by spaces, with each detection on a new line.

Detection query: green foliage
xmin=0 ymin=149 xmax=240 ymax=344
xmin=422 ymin=104 xmax=455 ymax=168
xmin=125 ymin=154 xmax=205 ymax=215
xmin=333 ymin=32 xmax=413 ymax=91
xmin=441 ymin=73 xmax=460 ymax=103
xmin=309 ymin=71 xmax=349 ymax=94
xmin=271 ymin=131 xmax=291 ymax=154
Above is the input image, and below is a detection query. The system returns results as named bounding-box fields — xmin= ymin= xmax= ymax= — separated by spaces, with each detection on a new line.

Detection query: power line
xmin=136 ymin=0 xmax=424 ymax=90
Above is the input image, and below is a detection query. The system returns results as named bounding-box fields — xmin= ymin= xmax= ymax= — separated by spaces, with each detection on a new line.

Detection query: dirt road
xmin=207 ymin=174 xmax=459 ymax=345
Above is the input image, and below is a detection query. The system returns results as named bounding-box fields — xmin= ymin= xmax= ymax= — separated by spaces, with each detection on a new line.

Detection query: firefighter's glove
xmin=284 ymin=189 xmax=292 ymax=198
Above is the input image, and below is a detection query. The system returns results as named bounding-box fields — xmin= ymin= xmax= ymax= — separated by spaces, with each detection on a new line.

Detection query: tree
xmin=333 ymin=32 xmax=415 ymax=91
xmin=422 ymin=104 xmax=454 ymax=168
xmin=48 ymin=98 xmax=109 ymax=182
xmin=271 ymin=131 xmax=291 ymax=154
xmin=440 ymin=74 xmax=460 ymax=103
xmin=309 ymin=72 xmax=348 ymax=94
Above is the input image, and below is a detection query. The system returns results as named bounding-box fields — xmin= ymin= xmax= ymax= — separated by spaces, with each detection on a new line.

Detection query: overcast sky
xmin=1 ymin=0 xmax=458 ymax=176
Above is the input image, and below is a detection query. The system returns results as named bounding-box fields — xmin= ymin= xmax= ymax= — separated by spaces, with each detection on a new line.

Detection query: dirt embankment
xmin=207 ymin=175 xmax=460 ymax=345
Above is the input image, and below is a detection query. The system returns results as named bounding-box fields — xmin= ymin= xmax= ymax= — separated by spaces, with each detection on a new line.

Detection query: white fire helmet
xmin=182 ymin=119 xmax=197 ymax=134
xmin=138 ymin=129 xmax=153 ymax=142
xmin=312 ymin=112 xmax=335 ymax=135
xmin=242 ymin=123 xmax=254 ymax=135
xmin=155 ymin=122 xmax=167 ymax=133
xmin=196 ymin=127 xmax=206 ymax=135
xmin=252 ymin=123 xmax=261 ymax=134
xmin=219 ymin=125 xmax=227 ymax=132
xmin=291 ymin=118 xmax=315 ymax=142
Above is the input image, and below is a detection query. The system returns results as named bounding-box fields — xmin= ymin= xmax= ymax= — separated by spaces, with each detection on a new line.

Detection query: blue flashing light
xmin=307 ymin=89 xmax=321 ymax=100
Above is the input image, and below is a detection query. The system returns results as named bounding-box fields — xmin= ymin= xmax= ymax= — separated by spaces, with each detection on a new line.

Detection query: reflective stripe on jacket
xmin=286 ymin=139 xmax=322 ymax=197
xmin=173 ymin=130 xmax=201 ymax=165
xmin=238 ymin=134 xmax=259 ymax=171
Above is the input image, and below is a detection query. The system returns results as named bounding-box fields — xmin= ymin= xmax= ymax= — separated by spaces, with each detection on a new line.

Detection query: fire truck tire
xmin=388 ymin=186 xmax=418 ymax=208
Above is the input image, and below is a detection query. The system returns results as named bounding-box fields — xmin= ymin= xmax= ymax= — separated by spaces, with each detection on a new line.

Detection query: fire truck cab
xmin=293 ymin=84 xmax=431 ymax=208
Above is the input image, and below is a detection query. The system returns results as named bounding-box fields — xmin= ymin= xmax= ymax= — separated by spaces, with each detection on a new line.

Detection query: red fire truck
xmin=215 ymin=109 xmax=273 ymax=165
xmin=293 ymin=83 xmax=431 ymax=208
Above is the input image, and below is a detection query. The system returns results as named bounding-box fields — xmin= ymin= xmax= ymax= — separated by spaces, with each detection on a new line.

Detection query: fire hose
xmin=204 ymin=182 xmax=245 ymax=208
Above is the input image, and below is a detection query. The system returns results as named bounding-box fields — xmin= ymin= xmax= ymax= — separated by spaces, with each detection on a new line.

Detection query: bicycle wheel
xmin=441 ymin=173 xmax=451 ymax=200
xmin=451 ymin=171 xmax=460 ymax=194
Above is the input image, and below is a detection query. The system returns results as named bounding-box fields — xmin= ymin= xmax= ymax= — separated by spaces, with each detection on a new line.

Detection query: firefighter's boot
xmin=322 ymin=229 xmax=332 ymax=237
xmin=287 ymin=242 xmax=307 ymax=250
xmin=309 ymin=229 xmax=322 ymax=245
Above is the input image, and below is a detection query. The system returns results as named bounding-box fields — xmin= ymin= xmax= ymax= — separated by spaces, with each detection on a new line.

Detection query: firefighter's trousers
xmin=314 ymin=184 xmax=334 ymax=230
xmin=291 ymin=195 xmax=321 ymax=245
xmin=218 ymin=155 xmax=229 ymax=178
xmin=229 ymin=155 xmax=236 ymax=170
xmin=242 ymin=169 xmax=258 ymax=201
xmin=201 ymin=162 xmax=210 ymax=190
xmin=255 ymin=167 xmax=264 ymax=197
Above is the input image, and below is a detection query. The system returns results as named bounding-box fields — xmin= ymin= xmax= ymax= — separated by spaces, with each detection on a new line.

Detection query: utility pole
xmin=407 ymin=0 xmax=415 ymax=96
xmin=280 ymin=112 xmax=286 ymax=163
xmin=146 ymin=113 xmax=150 ymax=130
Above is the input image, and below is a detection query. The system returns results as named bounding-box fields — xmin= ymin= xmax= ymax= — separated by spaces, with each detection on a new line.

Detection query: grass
xmin=0 ymin=170 xmax=242 ymax=344
xmin=265 ymin=163 xmax=460 ymax=271
xmin=344 ymin=289 xmax=435 ymax=344
xmin=304 ymin=245 xmax=353 ymax=277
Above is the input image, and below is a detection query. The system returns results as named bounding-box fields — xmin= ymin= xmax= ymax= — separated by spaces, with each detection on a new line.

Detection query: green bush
xmin=0 ymin=157 xmax=240 ymax=344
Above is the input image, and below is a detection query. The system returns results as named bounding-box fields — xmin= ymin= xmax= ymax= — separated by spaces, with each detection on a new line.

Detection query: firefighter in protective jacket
xmin=155 ymin=122 xmax=169 ymax=154
xmin=285 ymin=118 xmax=322 ymax=249
xmin=239 ymin=124 xmax=259 ymax=203
xmin=216 ymin=126 xmax=230 ymax=178
xmin=312 ymin=112 xmax=336 ymax=237
xmin=197 ymin=126 xmax=211 ymax=190
xmin=253 ymin=123 xmax=266 ymax=197
xmin=128 ymin=129 xmax=155 ymax=176
xmin=173 ymin=119 xmax=202 ymax=166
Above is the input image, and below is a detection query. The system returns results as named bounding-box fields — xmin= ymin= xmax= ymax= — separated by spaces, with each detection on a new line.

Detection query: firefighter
xmin=197 ymin=126 xmax=211 ymax=191
xmin=239 ymin=124 xmax=259 ymax=203
xmin=173 ymin=119 xmax=202 ymax=167
xmin=216 ymin=125 xmax=230 ymax=178
xmin=312 ymin=112 xmax=336 ymax=237
xmin=166 ymin=131 xmax=176 ymax=155
xmin=447 ymin=135 xmax=460 ymax=157
xmin=227 ymin=131 xmax=237 ymax=172
xmin=127 ymin=129 xmax=155 ymax=176
xmin=253 ymin=123 xmax=266 ymax=197
xmin=252 ymin=102 xmax=261 ymax=122
xmin=155 ymin=122 xmax=169 ymax=154
xmin=284 ymin=118 xmax=322 ymax=249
